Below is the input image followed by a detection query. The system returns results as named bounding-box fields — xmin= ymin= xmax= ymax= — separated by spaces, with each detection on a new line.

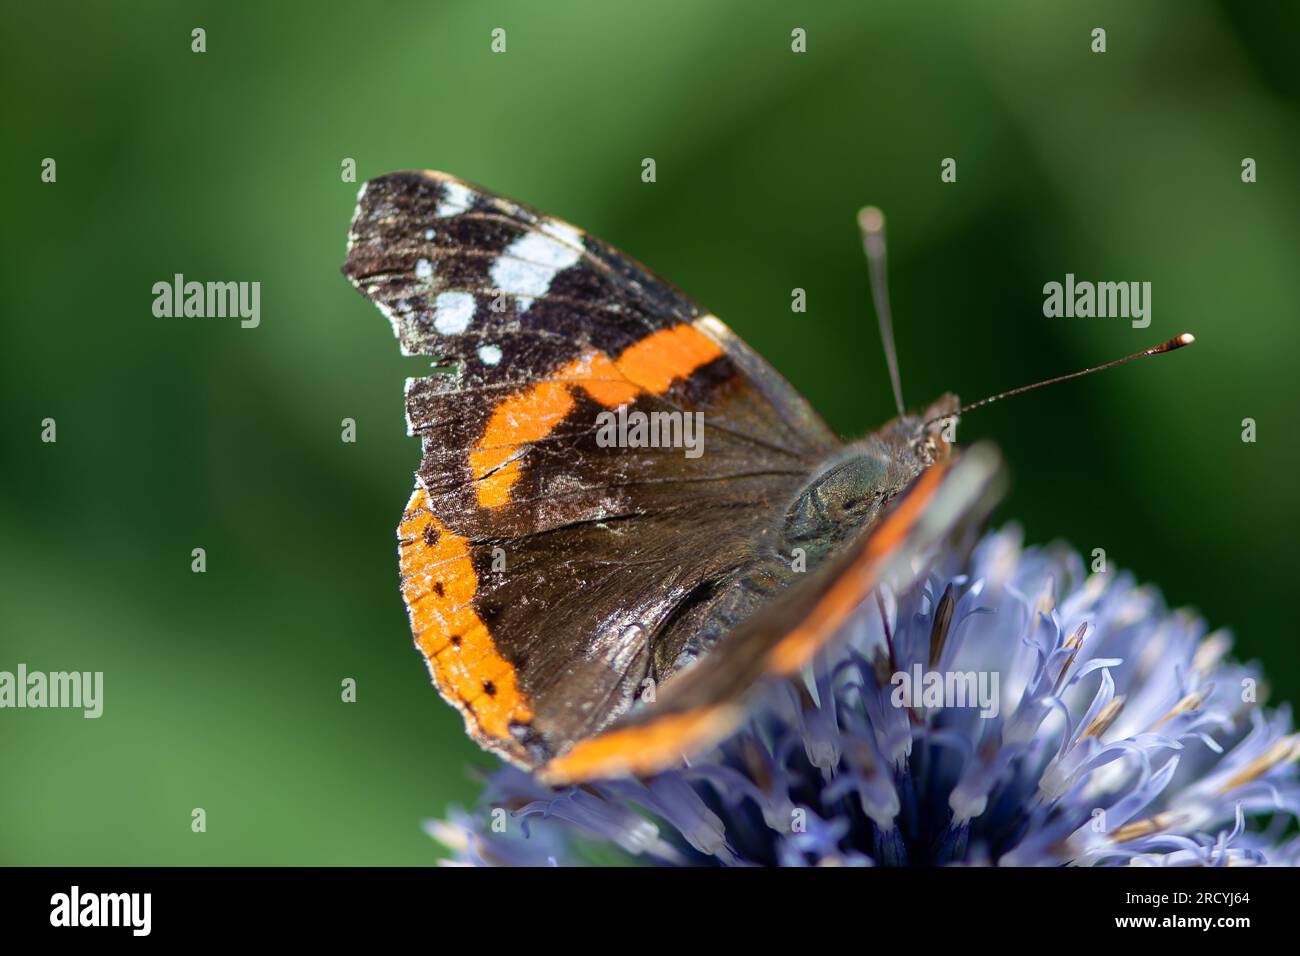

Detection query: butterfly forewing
xmin=344 ymin=170 xmax=839 ymax=766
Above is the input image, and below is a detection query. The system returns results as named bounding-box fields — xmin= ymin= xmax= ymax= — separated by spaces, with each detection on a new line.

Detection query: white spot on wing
xmin=489 ymin=219 xmax=584 ymax=312
xmin=415 ymin=258 xmax=434 ymax=281
xmin=424 ymin=228 xmax=436 ymax=240
xmin=478 ymin=344 xmax=503 ymax=366
xmin=436 ymin=182 xmax=473 ymax=217
xmin=432 ymin=291 xmax=475 ymax=335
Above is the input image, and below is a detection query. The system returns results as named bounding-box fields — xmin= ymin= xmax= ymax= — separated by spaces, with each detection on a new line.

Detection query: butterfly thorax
xmin=783 ymin=393 xmax=959 ymax=564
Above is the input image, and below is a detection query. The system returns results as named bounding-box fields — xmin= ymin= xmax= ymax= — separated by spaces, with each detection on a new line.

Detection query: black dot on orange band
xmin=450 ymin=635 xmax=462 ymax=648
xmin=433 ymin=581 xmax=445 ymax=597
xmin=423 ymin=523 xmax=439 ymax=547
xmin=482 ymin=680 xmax=497 ymax=697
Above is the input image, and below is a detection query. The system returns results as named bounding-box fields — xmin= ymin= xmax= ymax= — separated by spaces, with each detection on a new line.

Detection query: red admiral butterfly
xmin=343 ymin=171 xmax=1190 ymax=784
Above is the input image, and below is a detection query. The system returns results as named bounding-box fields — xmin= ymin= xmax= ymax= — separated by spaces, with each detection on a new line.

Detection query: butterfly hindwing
xmin=539 ymin=445 xmax=1006 ymax=784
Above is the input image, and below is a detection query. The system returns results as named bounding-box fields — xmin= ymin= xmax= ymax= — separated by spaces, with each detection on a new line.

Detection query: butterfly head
xmin=907 ymin=393 xmax=961 ymax=466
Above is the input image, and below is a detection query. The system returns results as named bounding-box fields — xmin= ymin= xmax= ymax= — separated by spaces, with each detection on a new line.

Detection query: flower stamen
xmin=928 ymin=583 xmax=955 ymax=668
xmin=1110 ymin=811 xmax=1180 ymax=843
xmin=1081 ymin=696 xmax=1125 ymax=740
xmin=1053 ymin=622 xmax=1089 ymax=694
xmin=1217 ymin=734 xmax=1300 ymax=794
xmin=1151 ymin=687 xmax=1211 ymax=730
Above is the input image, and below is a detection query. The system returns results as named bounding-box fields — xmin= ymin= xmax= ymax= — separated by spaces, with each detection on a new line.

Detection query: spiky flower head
xmin=430 ymin=526 xmax=1300 ymax=866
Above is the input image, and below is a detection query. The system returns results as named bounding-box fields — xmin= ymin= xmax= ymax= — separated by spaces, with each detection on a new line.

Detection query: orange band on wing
xmin=469 ymin=323 xmax=724 ymax=508
xmin=399 ymin=487 xmax=532 ymax=740
xmin=539 ymin=703 xmax=741 ymax=786
xmin=468 ymin=380 xmax=576 ymax=510
xmin=766 ymin=462 xmax=949 ymax=675
xmin=612 ymin=323 xmax=725 ymax=395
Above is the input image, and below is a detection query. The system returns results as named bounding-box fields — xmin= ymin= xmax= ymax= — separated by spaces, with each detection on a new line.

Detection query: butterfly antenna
xmin=859 ymin=206 xmax=905 ymax=417
xmin=923 ymin=333 xmax=1196 ymax=430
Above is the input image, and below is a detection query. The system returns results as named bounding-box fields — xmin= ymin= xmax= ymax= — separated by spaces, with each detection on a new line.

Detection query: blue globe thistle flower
xmin=428 ymin=526 xmax=1300 ymax=866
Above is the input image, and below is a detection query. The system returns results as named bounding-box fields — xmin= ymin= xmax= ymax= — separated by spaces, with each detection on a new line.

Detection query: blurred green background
xmin=3 ymin=1 xmax=1297 ymax=864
